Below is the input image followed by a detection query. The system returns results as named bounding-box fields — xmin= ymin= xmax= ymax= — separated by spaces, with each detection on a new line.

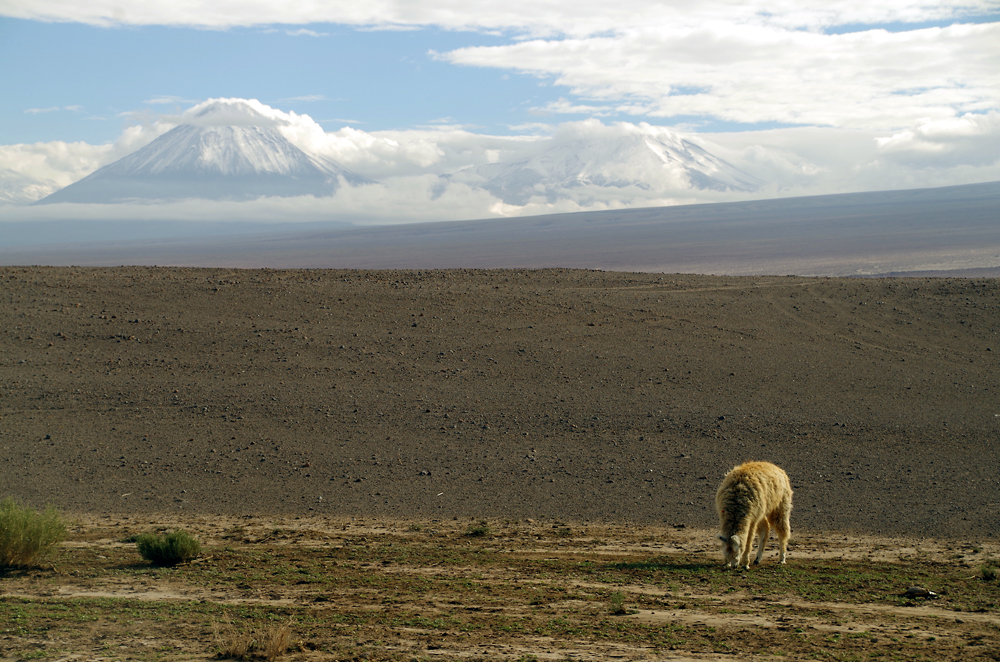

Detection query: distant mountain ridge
xmin=0 ymin=169 xmax=59 ymax=205
xmin=35 ymin=100 xmax=371 ymax=204
xmin=17 ymin=99 xmax=765 ymax=208
xmin=8 ymin=180 xmax=998 ymax=277
xmin=460 ymin=127 xmax=762 ymax=206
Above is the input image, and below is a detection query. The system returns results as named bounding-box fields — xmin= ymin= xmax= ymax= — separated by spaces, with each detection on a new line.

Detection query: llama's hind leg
xmin=773 ymin=509 xmax=791 ymax=564
xmin=753 ymin=521 xmax=770 ymax=565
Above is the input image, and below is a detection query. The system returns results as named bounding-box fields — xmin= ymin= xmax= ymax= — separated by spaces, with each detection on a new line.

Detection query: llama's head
xmin=718 ymin=533 xmax=742 ymax=568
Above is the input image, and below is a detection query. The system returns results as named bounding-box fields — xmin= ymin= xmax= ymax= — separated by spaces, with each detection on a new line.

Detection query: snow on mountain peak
xmin=460 ymin=120 xmax=762 ymax=206
xmin=185 ymin=98 xmax=287 ymax=128
xmin=27 ymin=100 xmax=763 ymax=210
xmin=35 ymin=98 xmax=371 ymax=204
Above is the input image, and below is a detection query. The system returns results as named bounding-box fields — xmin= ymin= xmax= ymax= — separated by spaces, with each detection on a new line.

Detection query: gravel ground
xmin=1 ymin=266 xmax=998 ymax=538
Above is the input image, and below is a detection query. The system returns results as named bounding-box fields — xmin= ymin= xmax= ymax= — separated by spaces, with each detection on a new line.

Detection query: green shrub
xmin=0 ymin=498 xmax=67 ymax=569
xmin=608 ymin=591 xmax=628 ymax=615
xmin=135 ymin=530 xmax=202 ymax=566
xmin=464 ymin=520 xmax=492 ymax=538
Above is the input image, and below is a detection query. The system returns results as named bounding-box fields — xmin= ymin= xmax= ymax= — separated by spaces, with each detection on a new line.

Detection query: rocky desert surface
xmin=2 ymin=266 xmax=998 ymax=535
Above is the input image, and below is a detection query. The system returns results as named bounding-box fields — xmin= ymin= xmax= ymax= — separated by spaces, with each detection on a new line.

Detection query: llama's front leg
xmin=754 ymin=522 xmax=770 ymax=565
xmin=740 ymin=525 xmax=756 ymax=569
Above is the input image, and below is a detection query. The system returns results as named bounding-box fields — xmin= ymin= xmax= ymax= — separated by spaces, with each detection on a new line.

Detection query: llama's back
xmin=716 ymin=462 xmax=791 ymax=531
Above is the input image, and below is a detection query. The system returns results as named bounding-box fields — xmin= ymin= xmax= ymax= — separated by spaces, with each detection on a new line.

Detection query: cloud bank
xmin=5 ymin=2 xmax=997 ymax=134
xmin=6 ymin=1 xmax=997 ymax=33
xmin=0 ymin=121 xmax=172 ymax=190
xmin=2 ymin=99 xmax=999 ymax=222
xmin=442 ymin=22 xmax=1000 ymax=130
xmin=876 ymin=112 xmax=1000 ymax=167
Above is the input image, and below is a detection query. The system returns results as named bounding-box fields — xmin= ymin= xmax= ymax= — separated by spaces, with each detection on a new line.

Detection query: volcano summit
xmin=460 ymin=122 xmax=762 ymax=206
xmin=36 ymin=99 xmax=372 ymax=204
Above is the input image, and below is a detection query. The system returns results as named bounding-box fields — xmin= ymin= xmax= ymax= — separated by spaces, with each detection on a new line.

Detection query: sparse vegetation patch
xmin=215 ymin=620 xmax=291 ymax=661
xmin=607 ymin=591 xmax=629 ymax=615
xmin=0 ymin=498 xmax=66 ymax=569
xmin=135 ymin=529 xmax=202 ymax=566
xmin=3 ymin=516 xmax=994 ymax=661
xmin=463 ymin=520 xmax=492 ymax=538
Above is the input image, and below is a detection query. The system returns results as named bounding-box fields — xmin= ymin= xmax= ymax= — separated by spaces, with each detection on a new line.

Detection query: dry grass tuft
xmin=0 ymin=498 xmax=67 ymax=569
xmin=215 ymin=620 xmax=291 ymax=661
xmin=260 ymin=624 xmax=291 ymax=661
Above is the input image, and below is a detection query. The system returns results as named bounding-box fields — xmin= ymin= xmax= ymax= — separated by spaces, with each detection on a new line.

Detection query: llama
xmin=715 ymin=461 xmax=792 ymax=570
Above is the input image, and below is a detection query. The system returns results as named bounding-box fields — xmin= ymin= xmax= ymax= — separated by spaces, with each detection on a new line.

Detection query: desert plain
xmin=1 ymin=266 xmax=998 ymax=660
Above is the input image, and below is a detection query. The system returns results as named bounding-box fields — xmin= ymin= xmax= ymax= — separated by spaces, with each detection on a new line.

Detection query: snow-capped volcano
xmin=0 ymin=169 xmax=59 ymax=205
xmin=462 ymin=122 xmax=762 ymax=206
xmin=36 ymin=99 xmax=371 ymax=204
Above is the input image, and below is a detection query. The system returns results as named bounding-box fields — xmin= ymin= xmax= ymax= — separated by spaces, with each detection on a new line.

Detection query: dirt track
xmin=1 ymin=267 xmax=999 ymax=538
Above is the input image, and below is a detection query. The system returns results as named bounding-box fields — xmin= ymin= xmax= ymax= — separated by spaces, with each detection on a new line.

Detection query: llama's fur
xmin=716 ymin=461 xmax=793 ymax=569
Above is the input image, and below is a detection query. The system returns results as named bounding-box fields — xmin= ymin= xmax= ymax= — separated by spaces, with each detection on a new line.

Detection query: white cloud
xmin=532 ymin=99 xmax=615 ymax=117
xmin=506 ymin=122 xmax=557 ymax=134
xmin=2 ymin=99 xmax=537 ymax=194
xmin=154 ymin=97 xmax=292 ymax=127
xmin=4 ymin=1 xmax=996 ymax=34
xmin=284 ymin=28 xmax=327 ymax=37
xmin=875 ymin=111 xmax=1000 ymax=167
xmin=24 ymin=105 xmax=86 ymax=114
xmin=0 ymin=173 xmax=709 ymax=224
xmin=441 ymin=21 xmax=1000 ymax=130
xmin=260 ymin=27 xmax=328 ymax=36
xmin=6 ymin=3 xmax=998 ymax=135
xmin=270 ymin=107 xmax=540 ymax=178
xmin=701 ymin=120 xmax=1000 ymax=195
xmin=143 ymin=96 xmax=199 ymax=105
xmin=698 ymin=127 xmax=884 ymax=193
xmin=0 ymin=178 xmax=504 ymax=225
xmin=4 ymin=99 xmax=1000 ymax=216
xmin=278 ymin=95 xmax=330 ymax=103
xmin=319 ymin=118 xmax=363 ymax=125
xmin=0 ymin=119 xmax=173 ymax=188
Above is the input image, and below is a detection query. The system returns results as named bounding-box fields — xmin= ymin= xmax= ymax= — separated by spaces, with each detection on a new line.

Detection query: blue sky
xmin=1 ymin=1 xmax=999 ymax=220
xmin=1 ymin=19 xmax=567 ymax=144
xmin=0 ymin=15 xmax=826 ymax=147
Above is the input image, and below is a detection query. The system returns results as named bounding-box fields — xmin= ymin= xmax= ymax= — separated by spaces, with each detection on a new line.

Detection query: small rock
xmin=903 ymin=586 xmax=938 ymax=599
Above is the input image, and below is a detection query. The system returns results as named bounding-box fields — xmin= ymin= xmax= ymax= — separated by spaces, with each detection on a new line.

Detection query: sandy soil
xmin=1 ymin=267 xmax=999 ymax=539
xmin=2 ymin=515 xmax=999 ymax=661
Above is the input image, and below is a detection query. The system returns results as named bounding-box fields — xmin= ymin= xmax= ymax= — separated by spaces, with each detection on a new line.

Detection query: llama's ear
xmin=717 ymin=534 xmax=727 ymax=542
xmin=730 ymin=534 xmax=741 ymax=548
